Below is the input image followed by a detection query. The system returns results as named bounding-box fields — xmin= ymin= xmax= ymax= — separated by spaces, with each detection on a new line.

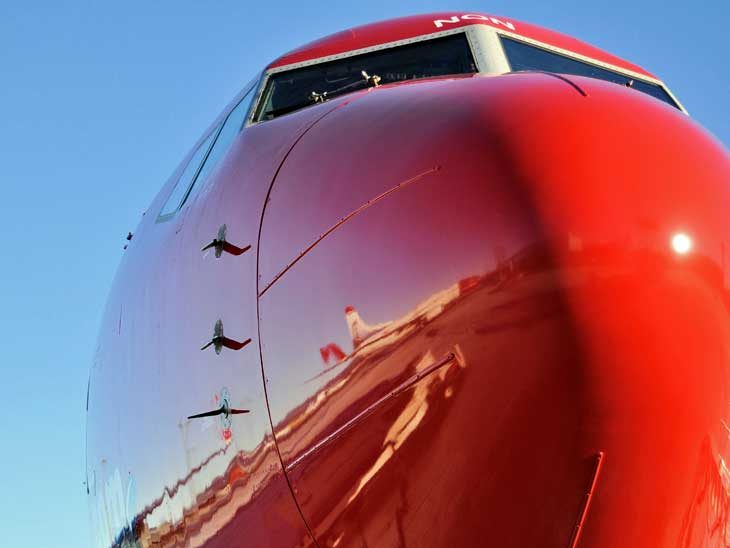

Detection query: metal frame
xmin=246 ymin=23 xmax=687 ymax=126
xmin=490 ymin=27 xmax=688 ymax=114
xmin=245 ymin=27 xmax=476 ymax=127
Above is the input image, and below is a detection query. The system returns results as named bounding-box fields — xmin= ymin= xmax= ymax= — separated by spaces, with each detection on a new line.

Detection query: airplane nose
xmin=257 ymin=73 xmax=730 ymax=547
xmin=481 ymin=73 xmax=730 ymax=547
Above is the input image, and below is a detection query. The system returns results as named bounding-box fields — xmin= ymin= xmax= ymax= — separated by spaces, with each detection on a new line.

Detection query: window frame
xmin=156 ymin=79 xmax=259 ymax=223
xmin=156 ymin=124 xmax=222 ymax=223
xmin=497 ymin=34 xmax=682 ymax=110
xmin=246 ymin=24 xmax=687 ymax=124
xmin=246 ymin=28 xmax=483 ymax=126
xmin=253 ymin=32 xmax=478 ymax=122
xmin=491 ymin=30 xmax=686 ymax=114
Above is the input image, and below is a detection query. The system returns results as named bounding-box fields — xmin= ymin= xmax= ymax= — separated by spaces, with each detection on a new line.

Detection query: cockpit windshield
xmin=500 ymin=36 xmax=680 ymax=109
xmin=255 ymin=33 xmax=477 ymax=121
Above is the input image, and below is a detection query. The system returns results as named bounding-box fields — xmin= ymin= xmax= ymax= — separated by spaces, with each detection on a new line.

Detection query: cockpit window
xmin=183 ymin=87 xmax=253 ymax=205
xmin=500 ymin=36 xmax=680 ymax=109
xmin=158 ymin=85 xmax=255 ymax=220
xmin=158 ymin=127 xmax=218 ymax=218
xmin=255 ymin=33 xmax=477 ymax=121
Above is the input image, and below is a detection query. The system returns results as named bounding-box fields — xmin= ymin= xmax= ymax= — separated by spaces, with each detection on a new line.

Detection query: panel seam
xmin=568 ymin=451 xmax=605 ymax=548
xmin=258 ymin=164 xmax=441 ymax=297
xmin=254 ymin=104 xmax=345 ymax=548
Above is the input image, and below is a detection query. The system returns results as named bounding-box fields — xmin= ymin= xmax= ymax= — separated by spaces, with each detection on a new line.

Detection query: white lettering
xmin=433 ymin=16 xmax=460 ymax=28
xmin=489 ymin=17 xmax=516 ymax=31
xmin=460 ymin=14 xmax=490 ymax=21
xmin=433 ymin=13 xmax=515 ymax=30
xmin=433 ymin=14 xmax=516 ymax=31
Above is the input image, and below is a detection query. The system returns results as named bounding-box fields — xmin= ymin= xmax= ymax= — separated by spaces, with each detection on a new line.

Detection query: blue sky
xmin=0 ymin=1 xmax=727 ymax=546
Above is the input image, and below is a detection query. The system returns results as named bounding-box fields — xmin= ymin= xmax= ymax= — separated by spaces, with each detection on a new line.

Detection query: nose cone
xmin=483 ymin=74 xmax=730 ymax=546
xmin=258 ymin=73 xmax=730 ymax=547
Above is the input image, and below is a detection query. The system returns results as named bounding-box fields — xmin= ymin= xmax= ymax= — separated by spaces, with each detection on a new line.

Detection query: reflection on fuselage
xmin=263 ymin=238 xmax=579 ymax=546
xmin=272 ymin=241 xmax=537 ymax=456
xmin=101 ymin=436 xmax=286 ymax=547
xmin=104 ymin=238 xmax=544 ymax=547
xmin=104 ymin=232 xmax=730 ymax=547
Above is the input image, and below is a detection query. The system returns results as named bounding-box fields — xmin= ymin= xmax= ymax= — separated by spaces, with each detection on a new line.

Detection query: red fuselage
xmin=86 ymin=13 xmax=730 ymax=548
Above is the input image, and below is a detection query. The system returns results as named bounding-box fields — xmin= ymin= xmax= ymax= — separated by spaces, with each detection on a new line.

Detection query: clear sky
xmin=1 ymin=1 xmax=727 ymax=546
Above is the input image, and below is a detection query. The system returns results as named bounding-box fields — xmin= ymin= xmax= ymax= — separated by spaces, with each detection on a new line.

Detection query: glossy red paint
xmin=256 ymin=73 xmax=730 ymax=546
xmin=86 ymin=100 xmax=346 ymax=547
xmin=268 ymin=12 xmax=656 ymax=78
xmin=87 ymin=13 xmax=730 ymax=548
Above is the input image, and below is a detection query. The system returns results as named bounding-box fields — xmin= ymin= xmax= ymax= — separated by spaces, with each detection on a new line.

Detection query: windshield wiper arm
xmin=263 ymin=71 xmax=381 ymax=120
xmin=310 ymin=70 xmax=381 ymax=104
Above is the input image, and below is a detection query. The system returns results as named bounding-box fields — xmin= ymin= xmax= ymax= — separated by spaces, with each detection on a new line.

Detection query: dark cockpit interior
xmin=500 ymin=36 xmax=680 ymax=109
xmin=255 ymin=33 xmax=477 ymax=121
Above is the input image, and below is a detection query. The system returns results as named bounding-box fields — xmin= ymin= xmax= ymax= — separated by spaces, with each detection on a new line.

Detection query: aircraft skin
xmin=86 ymin=12 xmax=730 ymax=548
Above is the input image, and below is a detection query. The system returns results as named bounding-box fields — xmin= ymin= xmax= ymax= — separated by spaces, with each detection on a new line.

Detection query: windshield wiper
xmin=310 ymin=70 xmax=381 ymax=104
xmin=263 ymin=71 xmax=381 ymax=120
